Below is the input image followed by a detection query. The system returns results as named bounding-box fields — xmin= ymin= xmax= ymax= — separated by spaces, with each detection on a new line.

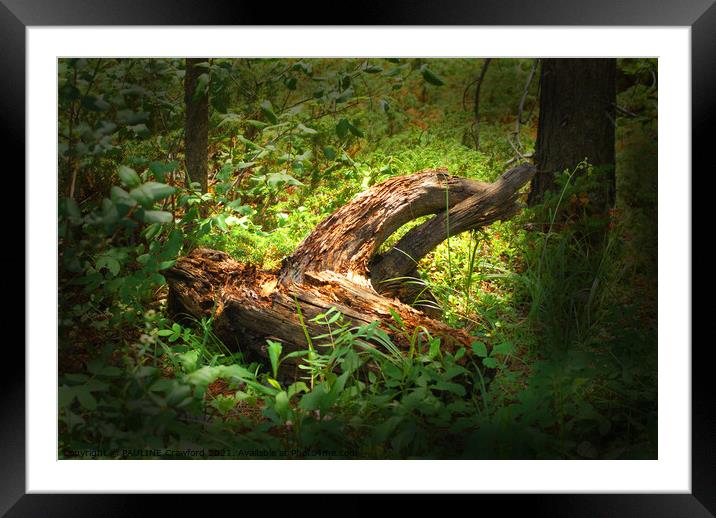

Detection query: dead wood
xmin=166 ymin=164 xmax=535 ymax=377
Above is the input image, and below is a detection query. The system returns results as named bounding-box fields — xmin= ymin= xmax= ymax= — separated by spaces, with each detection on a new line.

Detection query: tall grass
xmin=497 ymin=164 xmax=624 ymax=352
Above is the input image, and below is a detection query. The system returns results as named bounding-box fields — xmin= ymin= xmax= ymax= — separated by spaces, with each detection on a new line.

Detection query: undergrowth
xmin=57 ymin=57 xmax=657 ymax=459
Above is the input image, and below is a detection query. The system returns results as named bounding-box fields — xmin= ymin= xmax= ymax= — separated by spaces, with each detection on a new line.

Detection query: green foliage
xmin=58 ymin=58 xmax=657 ymax=460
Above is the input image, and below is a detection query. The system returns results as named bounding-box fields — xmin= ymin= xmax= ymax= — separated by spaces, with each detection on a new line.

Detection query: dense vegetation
xmin=58 ymin=58 xmax=657 ymax=459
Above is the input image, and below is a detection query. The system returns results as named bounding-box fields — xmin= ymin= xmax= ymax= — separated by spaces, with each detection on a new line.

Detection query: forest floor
xmin=58 ymin=58 xmax=658 ymax=460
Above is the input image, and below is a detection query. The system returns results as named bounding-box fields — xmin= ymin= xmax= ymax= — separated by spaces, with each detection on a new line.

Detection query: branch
xmin=370 ymin=164 xmax=535 ymax=285
xmin=462 ymin=58 xmax=492 ymax=150
xmin=508 ymin=59 xmax=539 ymax=162
xmin=278 ymin=169 xmax=496 ymax=285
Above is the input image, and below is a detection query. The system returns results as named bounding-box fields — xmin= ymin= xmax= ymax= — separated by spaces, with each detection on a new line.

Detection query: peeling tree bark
xmin=278 ymin=169 xmax=496 ymax=286
xmin=166 ymin=164 xmax=535 ymax=379
xmin=370 ymin=163 xmax=534 ymax=286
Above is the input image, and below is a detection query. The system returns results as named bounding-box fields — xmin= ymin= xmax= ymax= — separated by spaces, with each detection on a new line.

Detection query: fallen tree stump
xmin=166 ymin=164 xmax=535 ymax=378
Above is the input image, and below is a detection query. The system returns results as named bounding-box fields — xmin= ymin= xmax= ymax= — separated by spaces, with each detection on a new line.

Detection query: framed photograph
xmin=6 ymin=0 xmax=710 ymax=513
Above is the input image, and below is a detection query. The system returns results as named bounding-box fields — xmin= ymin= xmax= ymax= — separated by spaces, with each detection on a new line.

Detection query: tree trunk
xmin=167 ymin=165 xmax=535 ymax=379
xmin=528 ymin=58 xmax=616 ymax=209
xmin=184 ymin=58 xmax=209 ymax=193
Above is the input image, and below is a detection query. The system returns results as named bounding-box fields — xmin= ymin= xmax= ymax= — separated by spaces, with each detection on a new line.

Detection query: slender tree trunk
xmin=528 ymin=58 xmax=616 ymax=209
xmin=184 ymin=58 xmax=209 ymax=193
xmin=472 ymin=58 xmax=491 ymax=150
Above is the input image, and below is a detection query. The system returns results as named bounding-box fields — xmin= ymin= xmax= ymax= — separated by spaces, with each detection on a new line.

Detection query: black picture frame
xmin=4 ymin=0 xmax=710 ymax=514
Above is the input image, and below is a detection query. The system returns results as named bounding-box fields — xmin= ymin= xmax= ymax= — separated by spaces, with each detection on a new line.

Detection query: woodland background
xmin=58 ymin=58 xmax=657 ymax=459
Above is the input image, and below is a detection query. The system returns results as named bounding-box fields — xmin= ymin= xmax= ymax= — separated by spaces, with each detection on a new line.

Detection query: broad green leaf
xmin=210 ymin=394 xmax=237 ymax=414
xmin=64 ymin=373 xmax=88 ymax=383
xmin=471 ymin=341 xmax=488 ymax=358
xmin=260 ymin=100 xmax=278 ymax=124
xmin=148 ymin=161 xmax=179 ymax=182
xmin=93 ymin=96 xmax=111 ymax=111
xmin=244 ymin=120 xmax=269 ymax=129
xmin=388 ymin=308 xmax=404 ymax=328
xmin=110 ymin=186 xmax=137 ymax=207
xmin=400 ymin=387 xmax=428 ymax=411
xmin=292 ymin=61 xmax=313 ymax=75
xmin=274 ymin=391 xmax=290 ymax=421
xmin=372 ymin=415 xmax=403 ymax=443
xmin=167 ymin=384 xmax=193 ymax=406
xmin=142 ymin=210 xmax=173 ymax=224
xmin=185 ymin=366 xmax=221 ymax=388
xmin=84 ymin=379 xmax=109 ymax=392
xmin=296 ymin=123 xmax=318 ymax=135
xmin=432 ymin=381 xmax=466 ymax=397
xmin=130 ymin=182 xmax=176 ymax=207
xmin=87 ymin=360 xmax=121 ymax=377
xmin=75 ymin=389 xmax=97 ymax=411
xmin=144 ymin=223 xmax=162 ymax=241
xmin=347 ymin=121 xmax=364 ymax=138
xmin=266 ymin=171 xmax=303 ymax=188
xmin=118 ymin=165 xmax=141 ymax=188
xmin=483 ymin=357 xmax=498 ymax=369
xmin=284 ymin=76 xmax=297 ymax=90
xmin=323 ymin=146 xmax=337 ymax=160
xmin=58 ymin=386 xmax=75 ymax=407
xmin=128 ymin=123 xmax=150 ymax=138
xmin=420 ymin=65 xmax=445 ymax=86
xmin=444 ymin=365 xmax=469 ymax=380
xmin=96 ymin=256 xmax=120 ymax=277
xmin=136 ymin=366 xmax=159 ymax=378
xmin=157 ymin=260 xmax=176 ymax=270
xmin=492 ymin=341 xmax=515 ymax=356
xmin=100 ymin=198 xmax=119 ymax=224
xmin=194 ymin=73 xmax=210 ymax=100
xmin=267 ymin=340 xmax=283 ymax=379
xmin=237 ymin=135 xmax=260 ymax=148
xmin=64 ymin=197 xmax=81 ymax=220
xmin=288 ymin=381 xmax=309 ymax=399
xmin=336 ymin=88 xmax=353 ymax=104
xmin=178 ymin=350 xmax=200 ymax=373
xmin=322 ymin=370 xmax=351 ymax=412
xmin=235 ymin=161 xmax=256 ymax=170
xmin=116 ymin=109 xmax=149 ymax=125
xmin=336 ymin=118 xmax=350 ymax=139
xmin=298 ymin=383 xmax=329 ymax=411
xmin=218 ymin=364 xmax=254 ymax=380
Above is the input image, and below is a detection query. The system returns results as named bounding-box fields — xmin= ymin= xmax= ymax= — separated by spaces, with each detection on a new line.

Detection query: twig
xmin=67 ymin=64 xmax=79 ymax=199
xmin=503 ymin=152 xmax=533 ymax=167
xmin=508 ymin=59 xmax=539 ymax=163
xmin=462 ymin=58 xmax=492 ymax=150
xmin=613 ymin=103 xmax=638 ymax=118
xmin=605 ymin=110 xmax=617 ymax=128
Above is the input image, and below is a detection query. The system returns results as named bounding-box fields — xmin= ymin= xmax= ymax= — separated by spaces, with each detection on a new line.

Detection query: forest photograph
xmin=57 ymin=57 xmax=658 ymax=460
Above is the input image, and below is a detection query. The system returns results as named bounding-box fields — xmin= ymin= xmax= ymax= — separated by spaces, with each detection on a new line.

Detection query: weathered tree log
xmin=166 ymin=165 xmax=535 ymax=378
xmin=166 ymin=249 xmax=476 ymax=379
xmin=370 ymin=163 xmax=534 ymax=286
xmin=279 ymin=169 xmax=498 ymax=286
